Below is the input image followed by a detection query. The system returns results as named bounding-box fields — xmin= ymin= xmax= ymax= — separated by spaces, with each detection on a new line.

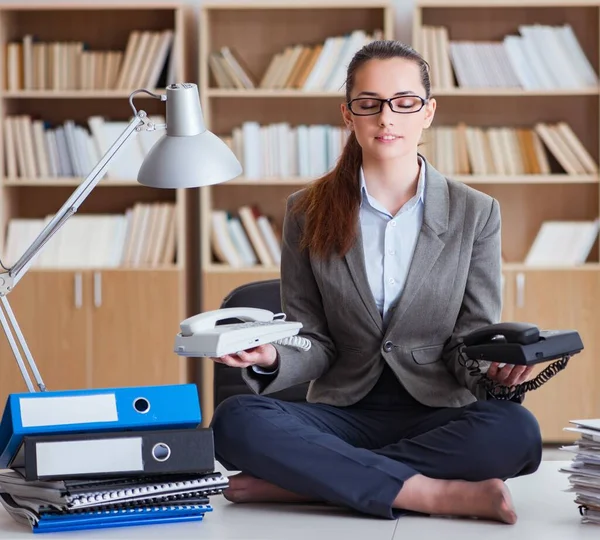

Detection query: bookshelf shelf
xmin=456 ymin=174 xmax=600 ymax=184
xmin=206 ymin=89 xmax=346 ymax=98
xmin=432 ymin=88 xmax=599 ymax=96
xmin=213 ymin=174 xmax=600 ymax=186
xmin=22 ymin=266 xmax=180 ymax=273
xmin=503 ymin=262 xmax=600 ymax=271
xmin=205 ymin=264 xmax=280 ymax=274
xmin=222 ymin=177 xmax=315 ymax=186
xmin=3 ymin=178 xmax=143 ymax=186
xmin=417 ymin=0 xmax=598 ymax=6
xmin=0 ymin=91 xmax=166 ymax=99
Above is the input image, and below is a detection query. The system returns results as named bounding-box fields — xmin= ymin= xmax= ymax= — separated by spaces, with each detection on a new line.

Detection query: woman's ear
xmin=423 ymin=98 xmax=436 ymax=129
xmin=340 ymin=103 xmax=354 ymax=131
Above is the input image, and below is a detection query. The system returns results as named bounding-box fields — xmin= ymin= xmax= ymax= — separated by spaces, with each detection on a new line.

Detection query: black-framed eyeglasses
xmin=347 ymin=95 xmax=427 ymax=116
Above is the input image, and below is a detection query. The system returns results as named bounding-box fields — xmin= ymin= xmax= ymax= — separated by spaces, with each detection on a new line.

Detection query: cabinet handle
xmin=93 ymin=272 xmax=102 ymax=308
xmin=74 ymin=272 xmax=82 ymax=309
xmin=516 ymin=272 xmax=525 ymax=309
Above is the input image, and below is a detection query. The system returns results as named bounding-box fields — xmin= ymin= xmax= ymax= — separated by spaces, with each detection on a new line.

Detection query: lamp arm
xmin=0 ymin=112 xmax=147 ymax=294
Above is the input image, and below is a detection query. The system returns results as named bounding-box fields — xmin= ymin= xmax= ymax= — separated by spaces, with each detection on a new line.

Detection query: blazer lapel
xmin=344 ymin=225 xmax=384 ymax=333
xmin=386 ymin=159 xmax=449 ymax=328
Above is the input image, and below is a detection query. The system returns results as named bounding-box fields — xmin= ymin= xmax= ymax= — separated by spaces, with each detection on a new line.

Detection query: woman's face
xmin=341 ymin=58 xmax=436 ymax=163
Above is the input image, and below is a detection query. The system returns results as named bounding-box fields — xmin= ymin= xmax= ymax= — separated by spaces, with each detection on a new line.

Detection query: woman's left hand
xmin=486 ymin=362 xmax=534 ymax=387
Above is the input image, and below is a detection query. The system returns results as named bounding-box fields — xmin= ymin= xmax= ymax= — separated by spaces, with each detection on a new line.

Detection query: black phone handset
xmin=458 ymin=322 xmax=584 ymax=400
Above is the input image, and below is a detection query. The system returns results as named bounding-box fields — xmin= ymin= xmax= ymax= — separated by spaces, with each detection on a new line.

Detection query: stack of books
xmin=560 ymin=419 xmax=600 ymax=525
xmin=0 ymin=384 xmax=228 ymax=533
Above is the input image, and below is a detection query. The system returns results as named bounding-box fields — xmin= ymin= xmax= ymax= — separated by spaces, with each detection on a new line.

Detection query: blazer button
xmin=383 ymin=340 xmax=393 ymax=352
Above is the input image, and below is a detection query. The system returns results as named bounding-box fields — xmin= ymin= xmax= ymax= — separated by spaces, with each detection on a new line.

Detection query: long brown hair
xmin=291 ymin=40 xmax=431 ymax=259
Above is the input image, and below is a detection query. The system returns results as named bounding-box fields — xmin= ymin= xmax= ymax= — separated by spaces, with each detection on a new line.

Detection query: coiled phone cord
xmin=271 ymin=313 xmax=312 ymax=351
xmin=458 ymin=348 xmax=571 ymax=400
xmin=274 ymin=335 xmax=312 ymax=351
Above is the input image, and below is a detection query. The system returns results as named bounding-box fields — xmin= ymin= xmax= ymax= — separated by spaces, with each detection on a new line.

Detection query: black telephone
xmin=459 ymin=322 xmax=583 ymax=400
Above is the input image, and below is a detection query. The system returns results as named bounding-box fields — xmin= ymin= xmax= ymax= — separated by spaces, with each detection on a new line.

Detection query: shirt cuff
xmin=251 ymin=364 xmax=279 ymax=375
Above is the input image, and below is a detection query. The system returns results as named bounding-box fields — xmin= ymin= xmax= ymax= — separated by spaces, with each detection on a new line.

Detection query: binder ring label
xmin=152 ymin=442 xmax=171 ymax=462
xmin=133 ymin=397 xmax=150 ymax=414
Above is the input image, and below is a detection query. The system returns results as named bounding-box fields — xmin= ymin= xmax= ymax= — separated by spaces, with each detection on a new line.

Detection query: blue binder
xmin=0 ymin=384 xmax=201 ymax=468
xmin=33 ymin=505 xmax=212 ymax=534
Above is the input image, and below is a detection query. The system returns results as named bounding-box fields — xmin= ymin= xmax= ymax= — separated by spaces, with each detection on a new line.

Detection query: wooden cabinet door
xmin=510 ymin=270 xmax=600 ymax=442
xmin=90 ymin=270 xmax=186 ymax=389
xmin=0 ymin=271 xmax=90 ymax=404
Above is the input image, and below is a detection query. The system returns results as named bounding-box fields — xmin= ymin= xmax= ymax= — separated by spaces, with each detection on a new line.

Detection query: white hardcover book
xmin=31 ymin=120 xmax=49 ymax=178
xmin=302 ymin=37 xmax=335 ymax=90
xmin=296 ymin=125 xmax=310 ymax=177
xmin=448 ymin=42 xmax=473 ymax=87
xmin=108 ymin=214 xmax=128 ymax=267
xmin=4 ymin=117 xmax=18 ymax=179
xmin=257 ymin=216 xmax=281 ymax=266
xmin=62 ymin=121 xmax=82 ymax=177
xmin=556 ymin=25 xmax=598 ymax=87
xmin=3 ymin=219 xmax=45 ymax=267
xmin=241 ymin=122 xmax=261 ymax=179
xmin=525 ymin=221 xmax=599 ymax=266
xmin=518 ymin=27 xmax=556 ymax=89
xmin=493 ymin=43 xmax=521 ymax=88
xmin=102 ymin=120 xmax=145 ymax=180
xmin=324 ymin=30 xmax=367 ymax=91
xmin=210 ymin=211 xmax=243 ymax=267
xmin=228 ymin=217 xmax=257 ymax=266
xmin=146 ymin=30 xmax=174 ymax=89
xmin=538 ymin=25 xmax=583 ymax=88
xmin=519 ymin=25 xmax=562 ymax=89
xmin=44 ymin=130 xmax=59 ymax=178
xmin=503 ymin=36 xmax=538 ymax=90
xmin=53 ymin=127 xmax=73 ymax=177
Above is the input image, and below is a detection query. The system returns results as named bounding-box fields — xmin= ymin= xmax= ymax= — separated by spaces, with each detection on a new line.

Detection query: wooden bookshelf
xmin=415 ymin=0 xmax=600 ymax=442
xmin=0 ymin=4 xmax=193 ymax=404
xmin=198 ymin=1 xmax=394 ymax=422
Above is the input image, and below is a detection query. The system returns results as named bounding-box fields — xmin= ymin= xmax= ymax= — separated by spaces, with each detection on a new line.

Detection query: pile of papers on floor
xmin=560 ymin=418 xmax=600 ymax=525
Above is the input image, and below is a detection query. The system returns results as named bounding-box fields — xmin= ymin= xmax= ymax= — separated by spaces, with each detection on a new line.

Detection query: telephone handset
xmin=463 ymin=322 xmax=540 ymax=347
xmin=179 ymin=307 xmax=279 ymax=337
xmin=174 ymin=307 xmax=311 ymax=358
xmin=460 ymin=321 xmax=583 ymax=400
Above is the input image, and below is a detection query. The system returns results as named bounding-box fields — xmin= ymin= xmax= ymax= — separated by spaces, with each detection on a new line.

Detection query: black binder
xmin=10 ymin=427 xmax=215 ymax=481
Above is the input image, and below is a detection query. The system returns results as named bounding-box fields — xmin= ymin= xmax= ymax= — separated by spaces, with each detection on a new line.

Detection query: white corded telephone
xmin=173 ymin=307 xmax=311 ymax=358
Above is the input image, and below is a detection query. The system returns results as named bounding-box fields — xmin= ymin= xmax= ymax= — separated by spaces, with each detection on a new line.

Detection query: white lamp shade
xmin=137 ymin=130 xmax=243 ymax=188
xmin=137 ymin=83 xmax=243 ymax=188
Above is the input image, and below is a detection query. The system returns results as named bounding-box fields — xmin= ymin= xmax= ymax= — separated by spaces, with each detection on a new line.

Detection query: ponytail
xmin=291 ymin=131 xmax=362 ymax=259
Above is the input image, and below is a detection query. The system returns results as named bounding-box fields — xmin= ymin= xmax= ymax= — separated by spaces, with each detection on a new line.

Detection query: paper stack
xmin=0 ymin=469 xmax=228 ymax=533
xmin=560 ymin=419 xmax=600 ymax=524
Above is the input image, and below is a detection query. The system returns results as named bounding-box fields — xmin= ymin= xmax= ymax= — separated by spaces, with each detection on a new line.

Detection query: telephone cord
xmin=271 ymin=312 xmax=312 ymax=351
xmin=273 ymin=335 xmax=312 ymax=351
xmin=458 ymin=348 xmax=570 ymax=400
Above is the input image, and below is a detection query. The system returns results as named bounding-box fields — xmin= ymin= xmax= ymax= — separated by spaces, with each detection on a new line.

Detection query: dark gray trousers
xmin=210 ymin=364 xmax=542 ymax=519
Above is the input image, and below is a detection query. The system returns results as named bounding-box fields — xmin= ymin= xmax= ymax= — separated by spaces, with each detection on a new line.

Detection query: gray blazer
xmin=242 ymin=159 xmax=502 ymax=408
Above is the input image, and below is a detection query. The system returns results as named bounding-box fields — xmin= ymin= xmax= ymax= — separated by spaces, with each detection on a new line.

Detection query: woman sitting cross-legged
xmin=209 ymin=39 xmax=541 ymax=525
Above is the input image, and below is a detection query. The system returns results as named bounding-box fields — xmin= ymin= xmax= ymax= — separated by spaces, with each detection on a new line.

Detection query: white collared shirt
xmin=359 ymin=158 xmax=426 ymax=328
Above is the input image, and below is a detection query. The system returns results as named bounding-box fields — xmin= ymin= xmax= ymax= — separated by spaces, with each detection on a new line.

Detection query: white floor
xmin=0 ymin=458 xmax=595 ymax=539
xmin=543 ymin=445 xmax=567 ymax=461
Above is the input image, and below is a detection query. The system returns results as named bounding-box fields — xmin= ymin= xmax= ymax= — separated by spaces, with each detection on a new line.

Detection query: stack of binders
xmin=0 ymin=384 xmax=228 ymax=533
xmin=560 ymin=418 xmax=600 ymax=525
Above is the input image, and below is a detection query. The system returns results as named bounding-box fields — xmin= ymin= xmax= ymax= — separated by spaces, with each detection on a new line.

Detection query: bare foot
xmin=223 ymin=473 xmax=318 ymax=504
xmin=395 ymin=476 xmax=517 ymax=524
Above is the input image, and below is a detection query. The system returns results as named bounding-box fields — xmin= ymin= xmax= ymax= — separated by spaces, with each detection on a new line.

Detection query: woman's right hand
xmin=211 ymin=343 xmax=278 ymax=370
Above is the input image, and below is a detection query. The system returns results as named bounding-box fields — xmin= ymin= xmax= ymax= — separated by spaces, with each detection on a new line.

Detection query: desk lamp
xmin=0 ymin=83 xmax=242 ymax=393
